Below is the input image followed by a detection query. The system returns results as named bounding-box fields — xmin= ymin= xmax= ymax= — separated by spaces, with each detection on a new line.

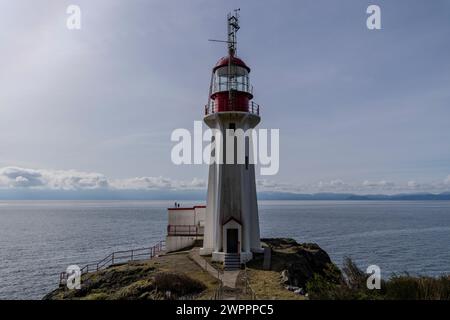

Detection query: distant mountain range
xmin=1 ymin=189 xmax=450 ymax=201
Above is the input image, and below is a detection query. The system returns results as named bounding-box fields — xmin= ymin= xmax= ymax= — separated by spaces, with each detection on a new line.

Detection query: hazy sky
xmin=1 ymin=0 xmax=450 ymax=195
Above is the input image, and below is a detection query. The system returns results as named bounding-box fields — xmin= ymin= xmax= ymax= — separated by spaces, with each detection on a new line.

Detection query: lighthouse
xmin=199 ymin=11 xmax=263 ymax=268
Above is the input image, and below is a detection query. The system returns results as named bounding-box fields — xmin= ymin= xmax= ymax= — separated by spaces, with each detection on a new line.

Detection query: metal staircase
xmin=224 ymin=253 xmax=241 ymax=271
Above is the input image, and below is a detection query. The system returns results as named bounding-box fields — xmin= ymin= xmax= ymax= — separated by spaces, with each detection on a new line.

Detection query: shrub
xmin=385 ymin=275 xmax=450 ymax=300
xmin=306 ymin=258 xmax=450 ymax=300
xmin=153 ymin=272 xmax=206 ymax=299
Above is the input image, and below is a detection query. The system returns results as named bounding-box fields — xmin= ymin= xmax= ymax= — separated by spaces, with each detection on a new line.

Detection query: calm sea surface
xmin=0 ymin=200 xmax=449 ymax=299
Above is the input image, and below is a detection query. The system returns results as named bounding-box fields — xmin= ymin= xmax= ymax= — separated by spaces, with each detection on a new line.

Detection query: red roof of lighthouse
xmin=213 ymin=55 xmax=250 ymax=73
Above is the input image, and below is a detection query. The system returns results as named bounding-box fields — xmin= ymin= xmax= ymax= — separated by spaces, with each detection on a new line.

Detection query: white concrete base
xmin=211 ymin=251 xmax=253 ymax=263
xmin=211 ymin=251 xmax=225 ymax=262
xmin=251 ymin=247 xmax=265 ymax=254
xmin=166 ymin=236 xmax=196 ymax=253
xmin=240 ymin=251 xmax=253 ymax=263
xmin=199 ymin=247 xmax=213 ymax=256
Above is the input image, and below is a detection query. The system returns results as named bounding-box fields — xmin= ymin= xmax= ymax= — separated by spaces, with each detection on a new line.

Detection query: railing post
xmin=131 ymin=250 xmax=134 ymax=261
xmin=112 ymin=252 xmax=115 ymax=265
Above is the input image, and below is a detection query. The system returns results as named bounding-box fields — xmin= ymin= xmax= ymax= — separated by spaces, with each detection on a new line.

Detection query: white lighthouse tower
xmin=200 ymin=11 xmax=263 ymax=269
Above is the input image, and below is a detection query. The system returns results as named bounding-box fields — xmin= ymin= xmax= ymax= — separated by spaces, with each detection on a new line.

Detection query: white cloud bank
xmin=0 ymin=166 xmax=205 ymax=191
xmin=445 ymin=175 xmax=450 ymax=185
xmin=0 ymin=167 xmax=108 ymax=190
xmin=257 ymin=177 xmax=450 ymax=195
xmin=110 ymin=176 xmax=206 ymax=190
xmin=0 ymin=166 xmax=449 ymax=195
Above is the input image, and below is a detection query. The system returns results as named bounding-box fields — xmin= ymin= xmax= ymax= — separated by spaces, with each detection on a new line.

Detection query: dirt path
xmin=189 ymin=248 xmax=256 ymax=300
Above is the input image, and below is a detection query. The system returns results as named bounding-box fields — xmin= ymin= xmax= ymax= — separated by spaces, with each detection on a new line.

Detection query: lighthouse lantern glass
xmin=212 ymin=66 xmax=251 ymax=94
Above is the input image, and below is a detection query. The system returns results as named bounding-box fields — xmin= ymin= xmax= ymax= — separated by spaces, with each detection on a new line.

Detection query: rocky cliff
xmin=44 ymin=238 xmax=339 ymax=300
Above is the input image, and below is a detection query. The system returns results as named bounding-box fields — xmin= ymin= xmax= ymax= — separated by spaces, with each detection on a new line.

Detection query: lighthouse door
xmin=227 ymin=229 xmax=239 ymax=253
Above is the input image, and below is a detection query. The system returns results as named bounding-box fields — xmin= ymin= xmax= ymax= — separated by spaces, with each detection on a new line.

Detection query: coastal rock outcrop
xmin=260 ymin=238 xmax=339 ymax=289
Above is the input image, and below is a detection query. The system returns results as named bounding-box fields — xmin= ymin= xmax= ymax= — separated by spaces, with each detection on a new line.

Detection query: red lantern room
xmin=204 ymin=11 xmax=260 ymax=117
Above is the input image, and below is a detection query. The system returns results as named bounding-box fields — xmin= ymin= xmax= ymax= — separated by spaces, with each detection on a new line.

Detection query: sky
xmin=1 ymin=0 xmax=450 ymax=197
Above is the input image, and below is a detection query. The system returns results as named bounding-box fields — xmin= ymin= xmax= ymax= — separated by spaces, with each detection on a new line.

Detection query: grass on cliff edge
xmin=244 ymin=241 xmax=307 ymax=300
xmin=306 ymin=258 xmax=450 ymax=300
xmin=49 ymin=252 xmax=219 ymax=300
xmin=246 ymin=269 xmax=305 ymax=300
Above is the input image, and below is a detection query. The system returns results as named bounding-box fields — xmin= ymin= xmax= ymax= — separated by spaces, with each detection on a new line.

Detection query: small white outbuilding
xmin=165 ymin=205 xmax=205 ymax=252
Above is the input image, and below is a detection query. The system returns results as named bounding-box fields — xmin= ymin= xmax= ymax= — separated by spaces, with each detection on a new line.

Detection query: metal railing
xmin=59 ymin=240 xmax=165 ymax=286
xmin=167 ymin=225 xmax=204 ymax=236
xmin=243 ymin=263 xmax=258 ymax=300
xmin=213 ymin=281 xmax=224 ymax=300
xmin=205 ymin=101 xmax=260 ymax=116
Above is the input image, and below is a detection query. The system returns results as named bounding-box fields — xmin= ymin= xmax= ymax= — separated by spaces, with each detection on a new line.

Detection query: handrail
xmin=59 ymin=240 xmax=165 ymax=286
xmin=205 ymin=101 xmax=260 ymax=116
xmin=212 ymin=281 xmax=224 ymax=300
xmin=243 ymin=263 xmax=258 ymax=300
xmin=167 ymin=225 xmax=203 ymax=236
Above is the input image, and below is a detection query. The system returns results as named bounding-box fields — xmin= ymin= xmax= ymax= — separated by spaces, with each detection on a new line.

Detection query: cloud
xmin=110 ymin=176 xmax=206 ymax=190
xmin=0 ymin=166 xmax=205 ymax=191
xmin=0 ymin=166 xmax=108 ymax=190
xmin=407 ymin=180 xmax=418 ymax=188
xmin=256 ymin=179 xmax=279 ymax=189
xmin=185 ymin=178 xmax=206 ymax=189
xmin=362 ymin=180 xmax=395 ymax=188
xmin=0 ymin=167 xmax=44 ymax=188
xmin=318 ymin=179 xmax=346 ymax=188
xmin=1 ymin=166 xmax=450 ymax=195
xmin=256 ymin=179 xmax=307 ymax=193
xmin=111 ymin=176 xmax=172 ymax=190
xmin=445 ymin=176 xmax=450 ymax=185
xmin=44 ymin=170 xmax=109 ymax=190
xmin=257 ymin=177 xmax=450 ymax=195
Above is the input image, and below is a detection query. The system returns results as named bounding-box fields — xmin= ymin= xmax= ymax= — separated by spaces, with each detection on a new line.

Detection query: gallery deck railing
xmin=59 ymin=240 xmax=165 ymax=286
xmin=205 ymin=101 xmax=260 ymax=116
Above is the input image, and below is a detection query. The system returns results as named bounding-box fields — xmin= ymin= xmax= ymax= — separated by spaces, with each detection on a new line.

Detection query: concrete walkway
xmin=189 ymin=248 xmax=240 ymax=289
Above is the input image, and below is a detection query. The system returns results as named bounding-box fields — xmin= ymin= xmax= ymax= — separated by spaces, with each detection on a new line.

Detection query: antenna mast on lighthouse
xmin=227 ymin=9 xmax=240 ymax=56
xmin=227 ymin=9 xmax=240 ymax=106
xmin=207 ymin=8 xmax=241 ymax=54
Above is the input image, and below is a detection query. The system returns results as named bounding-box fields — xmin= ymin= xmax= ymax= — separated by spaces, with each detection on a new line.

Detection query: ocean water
xmin=0 ymin=200 xmax=449 ymax=300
